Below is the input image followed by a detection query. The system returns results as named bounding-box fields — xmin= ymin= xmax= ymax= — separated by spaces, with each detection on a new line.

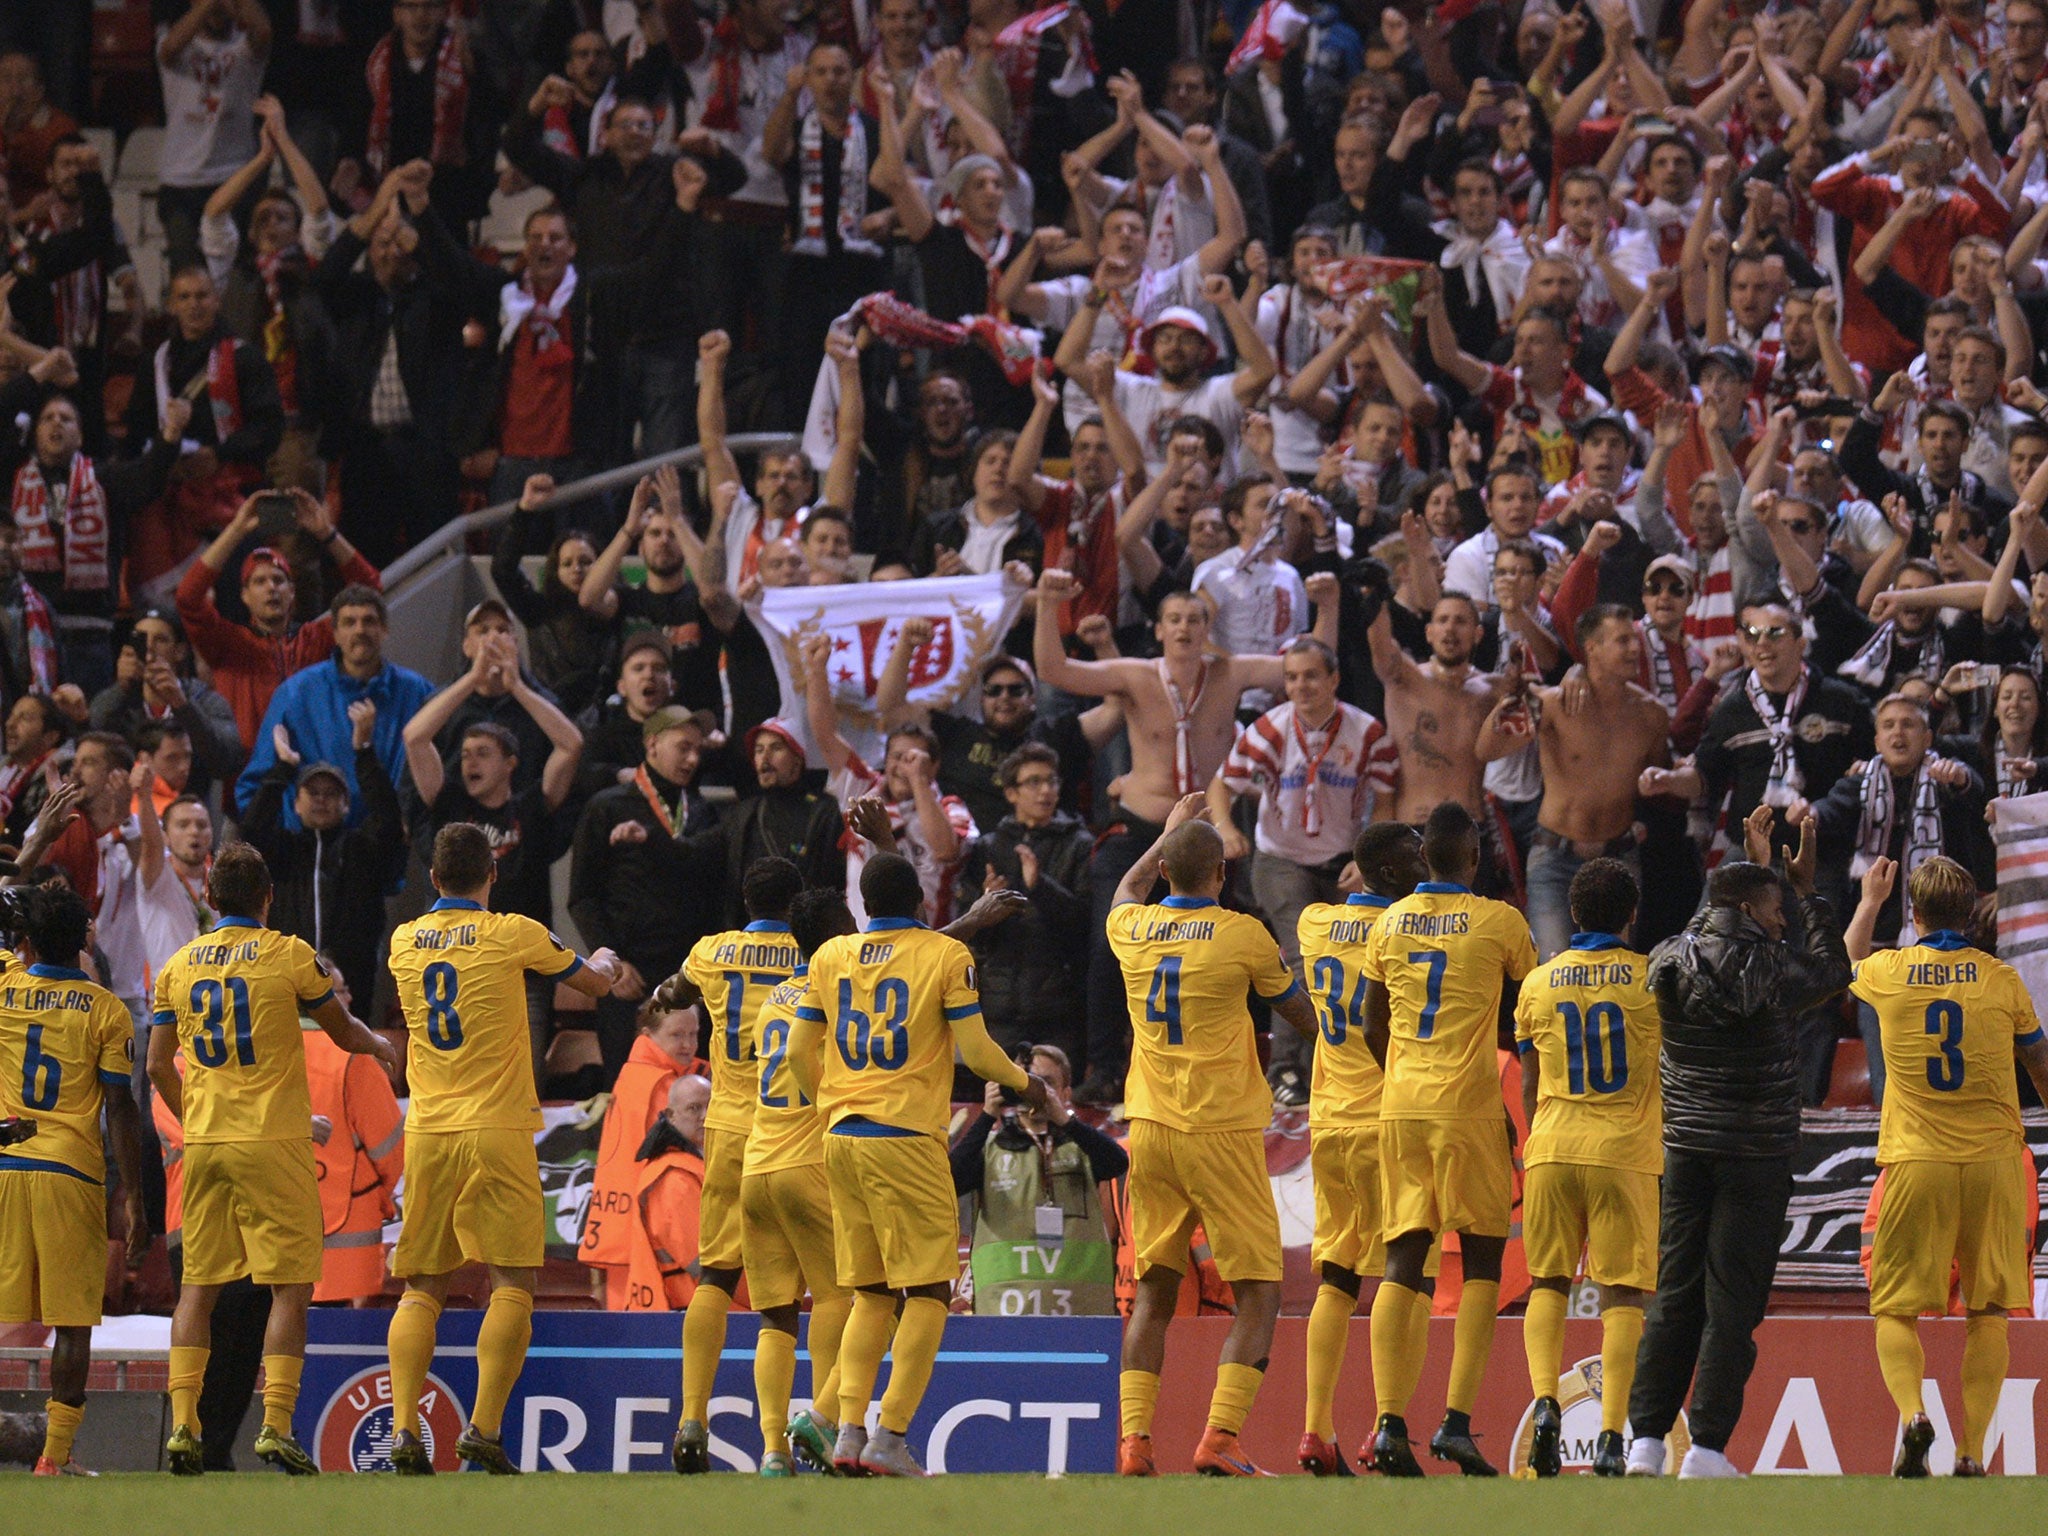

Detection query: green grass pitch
xmin=2 ymin=1472 xmax=2040 ymax=1536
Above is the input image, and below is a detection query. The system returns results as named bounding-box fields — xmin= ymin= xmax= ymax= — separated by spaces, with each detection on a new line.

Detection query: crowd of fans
xmin=9 ymin=0 xmax=2048 ymax=1168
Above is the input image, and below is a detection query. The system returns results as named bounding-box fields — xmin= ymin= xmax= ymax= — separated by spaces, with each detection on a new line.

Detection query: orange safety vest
xmin=304 ymin=1027 xmax=405 ymax=1304
xmin=623 ymin=1146 xmax=704 ymax=1313
xmin=582 ymin=1036 xmax=699 ymax=1272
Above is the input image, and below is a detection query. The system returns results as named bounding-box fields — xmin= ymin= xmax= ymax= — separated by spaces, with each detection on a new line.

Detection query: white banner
xmin=1994 ymin=793 xmax=2048 ymax=1008
xmin=754 ymin=573 xmax=1028 ymax=766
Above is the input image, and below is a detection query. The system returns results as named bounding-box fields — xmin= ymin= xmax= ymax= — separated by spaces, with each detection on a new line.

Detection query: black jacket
xmin=238 ymin=745 xmax=408 ymax=1005
xmin=907 ymin=504 xmax=1045 ymax=579
xmin=956 ymin=814 xmax=1093 ymax=1047
xmin=567 ymin=771 xmax=722 ymax=975
xmin=1648 ymin=894 xmax=1850 ymax=1159
xmin=948 ymin=1110 xmax=1129 ymax=1195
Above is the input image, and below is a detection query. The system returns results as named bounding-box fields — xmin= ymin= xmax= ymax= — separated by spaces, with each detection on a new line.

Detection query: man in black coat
xmin=1624 ymin=819 xmax=1850 ymax=1477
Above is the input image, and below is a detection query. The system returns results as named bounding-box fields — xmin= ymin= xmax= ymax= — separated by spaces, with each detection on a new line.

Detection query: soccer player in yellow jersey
xmin=1847 ymin=854 xmax=2048 ymax=1477
xmin=382 ymin=825 xmax=621 ymax=1474
xmin=1293 ymin=823 xmax=1427 ymax=1476
xmin=1106 ymin=794 xmax=1319 ymax=1477
xmin=1514 ymin=859 xmax=1660 ymax=1479
xmin=745 ymin=885 xmax=860 ymax=1476
xmin=148 ymin=844 xmax=399 ymax=1476
xmin=656 ymin=858 xmax=803 ymax=1474
xmin=787 ymin=852 xmax=1046 ymax=1478
xmin=1360 ymin=800 xmax=1537 ymax=1476
xmin=0 ymin=885 xmax=148 ymax=1475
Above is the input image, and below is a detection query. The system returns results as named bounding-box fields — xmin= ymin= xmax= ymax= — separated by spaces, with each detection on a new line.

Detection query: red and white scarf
xmin=155 ymin=337 xmax=244 ymax=447
xmin=498 ymin=264 xmax=578 ymax=351
xmin=365 ymin=25 xmax=470 ymax=178
xmin=794 ymin=112 xmax=880 ymax=257
xmin=11 ymin=455 xmax=111 ymax=593
xmin=1226 ymin=0 xmax=1309 ymax=73
xmin=1156 ymin=656 xmax=1211 ymax=795
xmin=994 ymin=4 xmax=1095 ymax=153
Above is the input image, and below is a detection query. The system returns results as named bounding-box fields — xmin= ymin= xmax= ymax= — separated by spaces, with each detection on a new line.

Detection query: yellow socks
xmin=756 ymin=1327 xmax=798 ymax=1450
xmin=1303 ymin=1284 xmax=1354 ymax=1440
xmin=679 ymin=1282 xmax=734 ymax=1424
xmin=386 ymin=1292 xmax=442 ymax=1438
xmin=1119 ymin=1369 xmax=1160 ymax=1439
xmin=834 ymin=1291 xmax=896 ymax=1430
xmin=807 ymin=1294 xmax=852 ymax=1427
xmin=1874 ymin=1313 xmax=1926 ymax=1423
xmin=1207 ymin=1362 xmax=1264 ymax=1436
xmin=1369 ymin=1282 xmax=1423 ymax=1418
xmin=1599 ymin=1306 xmax=1644 ymax=1435
xmin=42 ymin=1400 xmax=83 ymax=1467
xmin=1445 ymin=1279 xmax=1499 ymax=1415
xmin=1961 ymin=1312 xmax=2008 ymax=1464
xmin=472 ymin=1286 xmax=534 ymax=1439
xmin=260 ymin=1354 xmax=303 ymax=1435
xmin=167 ymin=1345 xmax=209 ymax=1435
xmin=1523 ymin=1286 xmax=1567 ymax=1400
xmin=878 ymin=1296 xmax=948 ymax=1435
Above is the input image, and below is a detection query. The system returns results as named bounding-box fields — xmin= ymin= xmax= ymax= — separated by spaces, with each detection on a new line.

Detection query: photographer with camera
xmin=949 ymin=1042 xmax=1127 ymax=1318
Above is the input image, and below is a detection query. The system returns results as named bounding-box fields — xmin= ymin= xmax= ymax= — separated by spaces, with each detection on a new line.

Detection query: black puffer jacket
xmin=1647 ymin=893 xmax=1850 ymax=1158
xmin=956 ymin=814 xmax=1093 ymax=1049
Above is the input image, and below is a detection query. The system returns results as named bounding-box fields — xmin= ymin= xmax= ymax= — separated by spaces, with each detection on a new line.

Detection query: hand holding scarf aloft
xmin=843 ymin=292 xmax=1044 ymax=385
xmin=1309 ymin=256 xmax=1430 ymax=335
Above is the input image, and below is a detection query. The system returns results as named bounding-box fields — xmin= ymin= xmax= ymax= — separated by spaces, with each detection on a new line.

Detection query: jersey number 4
xmin=1145 ymin=957 xmax=1183 ymax=1046
xmin=835 ymin=978 xmax=910 ymax=1071
xmin=1311 ymin=956 xmax=1366 ymax=1046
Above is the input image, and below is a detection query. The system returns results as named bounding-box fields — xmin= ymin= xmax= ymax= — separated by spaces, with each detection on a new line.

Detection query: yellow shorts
xmin=741 ymin=1161 xmax=847 ymax=1310
xmin=391 ymin=1127 xmax=544 ymax=1277
xmin=823 ymin=1130 xmax=958 ymax=1290
xmin=0 ymin=1169 xmax=106 ymax=1326
xmin=698 ymin=1125 xmax=747 ymax=1272
xmin=1127 ymin=1120 xmax=1282 ymax=1284
xmin=183 ymin=1139 xmax=322 ymax=1287
xmin=1380 ymin=1117 xmax=1513 ymax=1241
xmin=1522 ymin=1161 xmax=1659 ymax=1291
xmin=1869 ymin=1156 xmax=2034 ymax=1317
xmin=1310 ymin=1124 xmax=1386 ymax=1276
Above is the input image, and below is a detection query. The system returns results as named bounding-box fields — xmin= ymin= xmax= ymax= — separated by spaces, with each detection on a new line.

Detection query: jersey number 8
xmin=835 ymin=977 xmax=910 ymax=1071
xmin=423 ymin=962 xmax=464 ymax=1050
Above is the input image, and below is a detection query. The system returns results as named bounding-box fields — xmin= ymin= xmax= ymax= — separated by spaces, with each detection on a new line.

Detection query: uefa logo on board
xmin=1505 ymin=1354 xmax=1690 ymax=1476
xmin=313 ymin=1364 xmax=469 ymax=1472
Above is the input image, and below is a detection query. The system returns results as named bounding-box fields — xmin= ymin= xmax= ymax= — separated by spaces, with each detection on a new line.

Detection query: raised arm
xmin=1009 ymin=372 xmax=1059 ymax=515
xmin=1809 ymin=288 xmax=1865 ymax=402
xmin=1984 ymin=499 xmax=2039 ymax=624
xmin=865 ymin=73 xmax=933 ymax=243
xmin=1606 ymin=267 xmax=1681 ymax=380
xmin=822 ymin=330 xmax=863 ymax=511
xmin=1033 ymin=568 xmax=1139 ymax=697
xmin=512 ymin=659 xmax=586 ymax=810
xmin=1188 ymin=127 xmax=1245 ymax=275
xmin=695 ymin=329 xmax=740 ymax=493
xmin=402 ymin=649 xmax=493 ymax=807
xmin=800 ymin=633 xmax=855 ymax=775
xmin=1112 ymin=793 xmax=1209 ymax=906
xmin=1202 ymin=272 xmax=1275 ymax=408
xmin=1417 ymin=269 xmax=1491 ymax=395
xmin=762 ymin=63 xmax=807 ymax=171
xmin=874 ymin=616 xmax=935 ymax=731
xmin=579 ymin=480 xmax=653 ymax=620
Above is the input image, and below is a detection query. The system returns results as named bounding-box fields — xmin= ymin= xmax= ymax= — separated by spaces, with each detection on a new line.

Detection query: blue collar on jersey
xmin=430 ymin=898 xmax=484 ymax=912
xmin=1160 ymin=895 xmax=1218 ymax=909
xmin=1346 ymin=893 xmax=1393 ymax=908
xmin=744 ymin=919 xmax=793 ymax=933
xmin=1569 ymin=932 xmax=1626 ymax=950
xmin=27 ymin=963 xmax=89 ymax=981
xmin=789 ymin=962 xmax=809 ymax=979
xmin=1919 ymin=930 xmax=1970 ymax=951
xmin=1416 ymin=881 xmax=1470 ymax=895
xmin=211 ymin=916 xmax=259 ymax=930
xmin=864 ymin=917 xmax=925 ymax=931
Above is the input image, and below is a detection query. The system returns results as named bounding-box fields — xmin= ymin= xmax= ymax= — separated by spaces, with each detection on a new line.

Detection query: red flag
xmin=1226 ymin=0 xmax=1310 ymax=75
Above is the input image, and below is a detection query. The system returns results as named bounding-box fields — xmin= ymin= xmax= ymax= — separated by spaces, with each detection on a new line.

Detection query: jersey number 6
xmin=835 ymin=977 xmax=910 ymax=1071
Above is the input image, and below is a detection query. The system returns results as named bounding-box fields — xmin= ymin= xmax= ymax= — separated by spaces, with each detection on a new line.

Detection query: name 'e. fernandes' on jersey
xmin=1297 ymin=895 xmax=1392 ymax=1129
xmin=748 ymin=967 xmax=825 ymax=1174
xmin=801 ymin=920 xmax=995 ymax=1140
xmin=1850 ymin=937 xmax=2044 ymax=1165
xmin=1363 ymin=883 xmax=1537 ymax=1122
xmin=1513 ymin=937 xmax=1662 ymax=1175
xmin=1109 ymin=896 xmax=1300 ymax=1134
xmin=387 ymin=899 xmax=582 ymax=1133
xmin=683 ymin=921 xmax=800 ymax=1136
xmin=152 ymin=919 xmax=334 ymax=1144
xmin=0 ymin=964 xmax=133 ymax=1181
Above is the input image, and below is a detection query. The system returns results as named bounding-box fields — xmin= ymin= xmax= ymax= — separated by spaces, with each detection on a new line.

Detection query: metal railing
xmin=380 ymin=434 xmax=801 ymax=595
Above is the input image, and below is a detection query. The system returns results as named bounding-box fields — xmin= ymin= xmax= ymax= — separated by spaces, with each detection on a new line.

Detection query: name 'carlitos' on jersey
xmin=683 ymin=923 xmax=802 ymax=1139
xmin=1514 ymin=936 xmax=1662 ymax=1174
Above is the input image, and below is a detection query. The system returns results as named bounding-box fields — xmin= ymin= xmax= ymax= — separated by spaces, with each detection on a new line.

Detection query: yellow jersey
xmin=1849 ymin=936 xmax=2043 ymax=1164
xmin=682 ymin=922 xmax=801 ymax=1136
xmin=1297 ymin=895 xmax=1393 ymax=1128
xmin=1363 ymin=883 xmax=1537 ymax=1122
xmin=0 ymin=963 xmax=134 ymax=1181
xmin=1108 ymin=896 xmax=1300 ymax=1135
xmin=1513 ymin=936 xmax=1662 ymax=1174
xmin=152 ymin=919 xmax=334 ymax=1144
xmin=801 ymin=919 xmax=982 ymax=1140
xmin=747 ymin=967 xmax=826 ymax=1174
xmin=388 ymin=898 xmax=583 ymax=1134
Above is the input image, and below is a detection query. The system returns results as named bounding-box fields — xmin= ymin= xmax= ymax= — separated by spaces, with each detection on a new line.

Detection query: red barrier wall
xmin=1152 ymin=1316 xmax=2048 ymax=1475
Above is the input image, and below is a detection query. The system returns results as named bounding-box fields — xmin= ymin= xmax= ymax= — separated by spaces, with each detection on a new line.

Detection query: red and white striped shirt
xmin=1218 ymin=701 xmax=1399 ymax=866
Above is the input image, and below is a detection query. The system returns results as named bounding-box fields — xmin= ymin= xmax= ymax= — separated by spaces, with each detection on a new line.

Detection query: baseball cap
xmin=618 ymin=630 xmax=672 ymax=669
xmin=1643 ymin=554 xmax=1696 ymax=593
xmin=464 ymin=596 xmax=512 ymax=629
xmin=1141 ymin=306 xmax=1218 ymax=363
xmin=745 ymin=717 xmax=807 ymax=764
xmin=296 ymin=761 xmax=349 ymax=794
xmin=642 ymin=706 xmax=719 ymax=743
xmin=240 ymin=546 xmax=290 ymax=585
xmin=1574 ymin=410 xmax=1632 ymax=444
xmin=1695 ymin=343 xmax=1753 ymax=382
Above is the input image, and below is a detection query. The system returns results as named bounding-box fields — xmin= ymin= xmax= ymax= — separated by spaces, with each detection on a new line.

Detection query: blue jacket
xmin=236 ymin=656 xmax=436 ymax=829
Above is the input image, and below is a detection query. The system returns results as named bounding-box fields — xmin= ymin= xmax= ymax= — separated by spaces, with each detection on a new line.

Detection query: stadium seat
xmin=114 ymin=126 xmax=162 ymax=188
xmin=81 ymin=126 xmax=117 ymax=173
xmin=481 ymin=183 xmax=553 ymax=259
xmin=1824 ymin=1038 xmax=1872 ymax=1108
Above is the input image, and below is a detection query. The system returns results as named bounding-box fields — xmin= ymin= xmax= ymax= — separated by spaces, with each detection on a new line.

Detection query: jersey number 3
xmin=835 ymin=978 xmax=909 ymax=1071
xmin=190 ymin=978 xmax=255 ymax=1068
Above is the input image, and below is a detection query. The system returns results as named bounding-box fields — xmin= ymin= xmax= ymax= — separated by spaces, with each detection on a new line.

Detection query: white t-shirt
xmin=136 ymin=857 xmax=210 ymax=990
xmin=1443 ymin=526 xmax=1569 ymax=611
xmin=1112 ymin=369 xmax=1245 ymax=478
xmin=684 ymin=32 xmax=812 ymax=207
xmin=826 ymin=755 xmax=978 ymax=927
xmin=1255 ymin=284 xmax=1340 ymax=476
xmin=956 ymin=505 xmax=1023 ymax=573
xmin=1191 ymin=548 xmax=1308 ymax=669
xmin=157 ymin=26 xmax=267 ymax=188
xmin=93 ymin=832 xmax=148 ymax=1005
xmin=1037 ymin=254 xmax=1206 ymax=433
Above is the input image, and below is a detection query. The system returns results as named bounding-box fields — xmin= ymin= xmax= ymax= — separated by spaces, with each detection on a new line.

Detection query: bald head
xmin=666 ymin=1074 xmax=711 ymax=1145
xmin=1160 ymin=820 xmax=1226 ymax=894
